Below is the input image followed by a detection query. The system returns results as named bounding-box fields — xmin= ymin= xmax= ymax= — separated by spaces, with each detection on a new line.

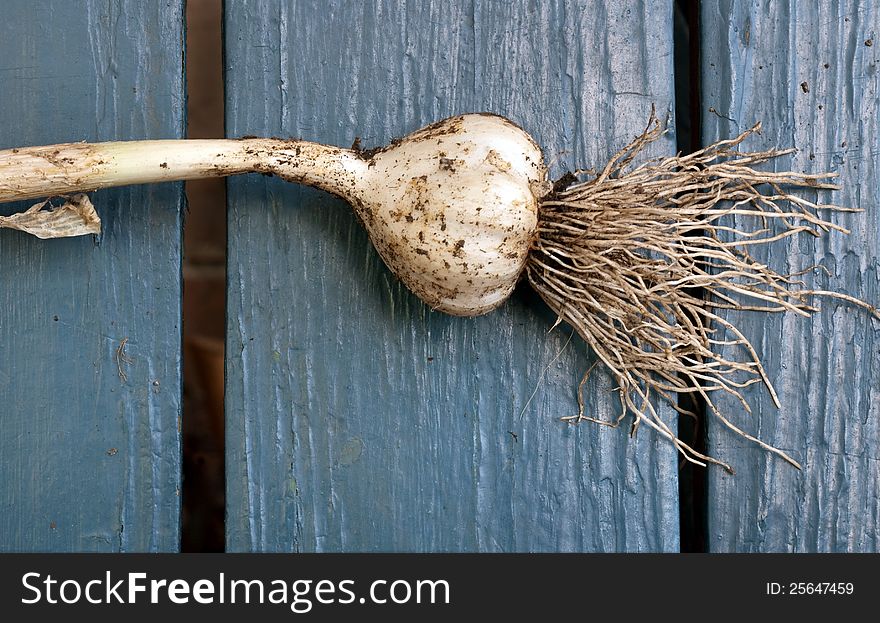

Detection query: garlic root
xmin=529 ymin=113 xmax=879 ymax=471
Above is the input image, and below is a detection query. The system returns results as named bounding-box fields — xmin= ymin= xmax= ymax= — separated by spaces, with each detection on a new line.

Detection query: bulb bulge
xmin=400 ymin=113 xmax=547 ymax=181
xmin=359 ymin=163 xmax=540 ymax=316
xmin=376 ymin=113 xmax=547 ymax=190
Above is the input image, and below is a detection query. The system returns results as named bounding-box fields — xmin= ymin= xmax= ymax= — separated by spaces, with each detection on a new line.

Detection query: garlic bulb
xmin=342 ymin=114 xmax=548 ymax=315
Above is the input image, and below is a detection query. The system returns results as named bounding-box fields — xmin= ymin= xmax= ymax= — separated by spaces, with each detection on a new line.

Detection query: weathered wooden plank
xmin=225 ymin=0 xmax=680 ymax=552
xmin=702 ymin=0 xmax=880 ymax=551
xmin=0 ymin=1 xmax=185 ymax=551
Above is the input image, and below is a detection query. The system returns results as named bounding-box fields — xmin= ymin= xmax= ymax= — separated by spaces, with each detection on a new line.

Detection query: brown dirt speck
xmin=410 ymin=116 xmax=464 ymax=142
xmin=551 ymin=172 xmax=577 ymax=195
xmin=439 ymin=157 xmax=457 ymax=172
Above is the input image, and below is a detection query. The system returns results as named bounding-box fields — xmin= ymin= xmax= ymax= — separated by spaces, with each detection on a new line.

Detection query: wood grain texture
xmin=0 ymin=1 xmax=184 ymax=551
xmin=702 ymin=0 xmax=880 ymax=551
xmin=225 ymin=0 xmax=680 ymax=552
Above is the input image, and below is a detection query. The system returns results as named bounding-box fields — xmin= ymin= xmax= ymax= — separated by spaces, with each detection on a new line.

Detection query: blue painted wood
xmin=225 ymin=0 xmax=680 ymax=552
xmin=0 ymin=1 xmax=185 ymax=551
xmin=702 ymin=0 xmax=880 ymax=551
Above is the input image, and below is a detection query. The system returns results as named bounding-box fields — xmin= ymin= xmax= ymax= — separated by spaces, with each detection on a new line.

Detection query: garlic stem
xmin=0 ymin=138 xmax=367 ymax=204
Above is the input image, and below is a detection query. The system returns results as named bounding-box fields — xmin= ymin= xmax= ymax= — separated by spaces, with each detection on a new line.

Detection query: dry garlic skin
xmin=355 ymin=114 xmax=548 ymax=316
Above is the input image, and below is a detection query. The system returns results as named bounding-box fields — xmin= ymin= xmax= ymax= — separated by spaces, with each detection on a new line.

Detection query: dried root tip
xmin=527 ymin=111 xmax=876 ymax=470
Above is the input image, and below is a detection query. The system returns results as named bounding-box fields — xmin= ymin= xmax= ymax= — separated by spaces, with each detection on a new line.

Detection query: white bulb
xmin=330 ymin=114 xmax=549 ymax=316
